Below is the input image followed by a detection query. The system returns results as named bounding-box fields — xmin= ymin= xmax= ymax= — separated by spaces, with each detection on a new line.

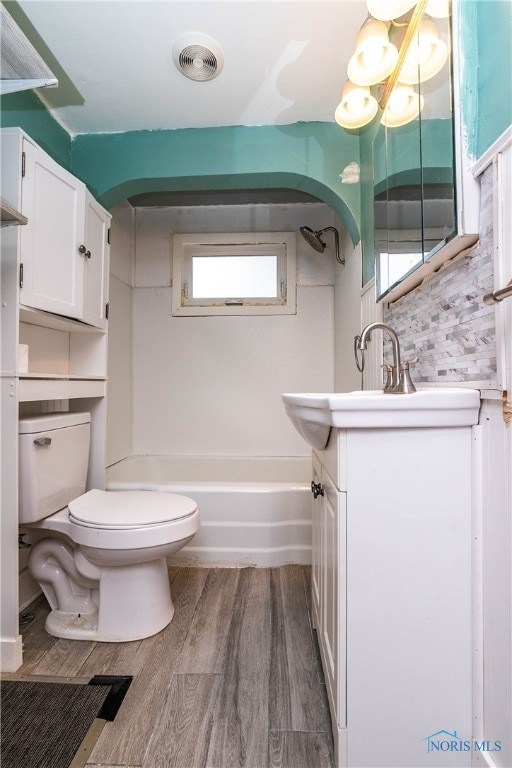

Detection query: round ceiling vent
xmin=172 ymin=33 xmax=224 ymax=82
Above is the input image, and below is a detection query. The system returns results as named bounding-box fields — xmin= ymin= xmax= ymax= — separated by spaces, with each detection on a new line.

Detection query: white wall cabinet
xmin=2 ymin=128 xmax=110 ymax=328
xmin=0 ymin=127 xmax=110 ymax=671
xmin=83 ymin=191 xmax=110 ymax=329
xmin=312 ymin=425 xmax=474 ymax=768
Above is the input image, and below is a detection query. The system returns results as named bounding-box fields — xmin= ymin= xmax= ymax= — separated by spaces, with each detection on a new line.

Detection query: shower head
xmin=300 ymin=226 xmax=326 ymax=253
xmin=299 ymin=226 xmax=344 ymax=265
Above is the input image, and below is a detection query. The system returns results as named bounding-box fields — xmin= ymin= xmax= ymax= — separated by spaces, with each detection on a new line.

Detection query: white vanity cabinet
xmin=1 ymin=127 xmax=110 ymax=328
xmin=312 ymin=424 xmax=474 ymax=768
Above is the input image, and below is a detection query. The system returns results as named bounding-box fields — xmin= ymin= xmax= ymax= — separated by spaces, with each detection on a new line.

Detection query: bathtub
xmin=106 ymin=455 xmax=312 ymax=567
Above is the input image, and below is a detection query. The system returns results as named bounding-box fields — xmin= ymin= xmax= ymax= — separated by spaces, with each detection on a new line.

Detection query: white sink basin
xmin=282 ymin=388 xmax=481 ymax=449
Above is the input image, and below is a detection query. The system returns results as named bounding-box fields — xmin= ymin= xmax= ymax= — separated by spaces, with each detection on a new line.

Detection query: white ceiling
xmin=13 ymin=0 xmax=368 ymax=136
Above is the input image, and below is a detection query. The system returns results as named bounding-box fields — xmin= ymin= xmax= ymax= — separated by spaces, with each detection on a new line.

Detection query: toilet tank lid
xmin=19 ymin=412 xmax=91 ymax=434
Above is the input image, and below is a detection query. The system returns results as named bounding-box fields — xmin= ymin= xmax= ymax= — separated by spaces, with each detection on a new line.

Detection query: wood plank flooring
xmin=16 ymin=565 xmax=334 ymax=768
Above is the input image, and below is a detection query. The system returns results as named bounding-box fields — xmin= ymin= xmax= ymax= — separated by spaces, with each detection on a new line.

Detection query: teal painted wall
xmin=475 ymin=0 xmax=512 ymax=157
xmin=0 ymin=96 xmax=361 ymax=242
xmin=70 ymin=123 xmax=361 ymax=243
xmin=0 ymin=90 xmax=71 ymax=169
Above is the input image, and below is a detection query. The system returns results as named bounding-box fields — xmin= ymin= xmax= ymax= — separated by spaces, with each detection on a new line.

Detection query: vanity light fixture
xmin=335 ymin=81 xmax=379 ymax=129
xmin=335 ymin=0 xmax=449 ymax=130
xmin=347 ymin=18 xmax=399 ymax=86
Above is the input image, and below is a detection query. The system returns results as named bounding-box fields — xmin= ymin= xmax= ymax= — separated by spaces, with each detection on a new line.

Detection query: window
xmin=172 ymin=232 xmax=296 ymax=316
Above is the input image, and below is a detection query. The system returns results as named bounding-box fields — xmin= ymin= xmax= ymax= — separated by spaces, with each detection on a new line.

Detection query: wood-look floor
xmin=17 ymin=565 xmax=334 ymax=768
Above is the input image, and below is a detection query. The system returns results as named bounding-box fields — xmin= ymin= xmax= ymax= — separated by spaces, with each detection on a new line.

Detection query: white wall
xmin=106 ymin=200 xmax=135 ymax=466
xmin=129 ymin=202 xmax=345 ymax=457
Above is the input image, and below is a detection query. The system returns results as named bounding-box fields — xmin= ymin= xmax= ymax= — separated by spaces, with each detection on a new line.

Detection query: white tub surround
xmin=107 ymin=455 xmax=312 ymax=567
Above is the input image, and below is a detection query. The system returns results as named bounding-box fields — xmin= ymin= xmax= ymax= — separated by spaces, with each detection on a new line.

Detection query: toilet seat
xmin=69 ymin=489 xmax=198 ymax=529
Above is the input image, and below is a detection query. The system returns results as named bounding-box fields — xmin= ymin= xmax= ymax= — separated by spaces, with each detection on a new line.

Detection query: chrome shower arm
xmin=319 ymin=226 xmax=343 ymax=265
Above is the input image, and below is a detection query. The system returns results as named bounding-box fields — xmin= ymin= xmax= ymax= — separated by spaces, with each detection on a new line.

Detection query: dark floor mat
xmin=0 ymin=675 xmax=131 ymax=768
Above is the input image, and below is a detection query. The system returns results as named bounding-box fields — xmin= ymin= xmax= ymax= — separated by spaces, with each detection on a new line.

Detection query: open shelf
xmin=19 ymin=377 xmax=106 ymax=402
xmin=19 ymin=373 xmax=106 ymax=380
xmin=1 ymin=198 xmax=27 ymax=227
xmin=19 ymin=306 xmax=106 ymax=334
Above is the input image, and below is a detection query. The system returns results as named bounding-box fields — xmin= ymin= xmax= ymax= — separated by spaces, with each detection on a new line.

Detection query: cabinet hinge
xmin=107 ymin=227 xmax=111 ymax=245
xmin=19 ymin=263 xmax=24 ymax=288
xmin=21 ymin=152 xmax=26 ymax=178
xmin=105 ymin=302 xmax=109 ymax=320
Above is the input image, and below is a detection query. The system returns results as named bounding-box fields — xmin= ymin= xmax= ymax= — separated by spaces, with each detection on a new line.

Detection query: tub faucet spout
xmin=355 ymin=322 xmax=409 ymax=393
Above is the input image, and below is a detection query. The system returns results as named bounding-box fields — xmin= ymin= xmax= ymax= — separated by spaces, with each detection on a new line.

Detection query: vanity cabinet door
xmin=19 ymin=137 xmax=85 ymax=319
xmin=311 ymin=455 xmax=322 ymax=631
xmin=321 ymin=468 xmax=346 ymax=731
xmin=82 ymin=191 xmax=110 ymax=329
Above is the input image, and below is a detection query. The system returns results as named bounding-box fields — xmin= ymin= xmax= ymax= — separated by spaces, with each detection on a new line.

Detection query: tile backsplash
xmin=383 ymin=165 xmax=497 ymax=389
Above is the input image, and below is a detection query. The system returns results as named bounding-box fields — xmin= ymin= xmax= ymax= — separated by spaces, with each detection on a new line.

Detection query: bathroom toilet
xmin=18 ymin=412 xmax=200 ymax=642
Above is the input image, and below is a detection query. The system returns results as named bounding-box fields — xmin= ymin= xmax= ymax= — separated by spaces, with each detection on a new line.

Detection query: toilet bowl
xmin=18 ymin=413 xmax=200 ymax=642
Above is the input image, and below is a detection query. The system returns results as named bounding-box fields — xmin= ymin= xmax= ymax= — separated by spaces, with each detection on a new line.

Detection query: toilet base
xmin=36 ymin=551 xmax=175 ymax=642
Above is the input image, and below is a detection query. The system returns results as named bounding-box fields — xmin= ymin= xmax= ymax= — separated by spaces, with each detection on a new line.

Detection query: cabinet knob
xmin=78 ymin=245 xmax=91 ymax=259
xmin=311 ymin=481 xmax=324 ymax=499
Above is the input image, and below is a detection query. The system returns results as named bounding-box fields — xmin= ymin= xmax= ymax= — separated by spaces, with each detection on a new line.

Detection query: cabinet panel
xmin=311 ymin=454 xmax=322 ymax=631
xmin=82 ymin=192 xmax=110 ymax=329
xmin=321 ymin=469 xmax=346 ymax=731
xmin=20 ymin=138 xmax=85 ymax=318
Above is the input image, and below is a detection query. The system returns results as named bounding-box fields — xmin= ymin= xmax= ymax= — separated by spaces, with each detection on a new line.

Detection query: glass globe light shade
xmin=397 ymin=17 xmax=448 ymax=84
xmin=348 ymin=18 xmax=399 ymax=86
xmin=381 ymin=84 xmax=424 ymax=127
xmin=335 ymin=81 xmax=379 ymax=129
xmin=366 ymin=0 xmax=416 ymax=22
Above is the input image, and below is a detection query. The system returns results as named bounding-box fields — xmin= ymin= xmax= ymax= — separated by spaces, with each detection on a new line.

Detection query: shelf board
xmin=19 ymin=373 xmax=106 ymax=380
xmin=1 ymin=198 xmax=27 ymax=227
xmin=19 ymin=306 xmax=106 ymax=334
xmin=19 ymin=377 xmax=106 ymax=402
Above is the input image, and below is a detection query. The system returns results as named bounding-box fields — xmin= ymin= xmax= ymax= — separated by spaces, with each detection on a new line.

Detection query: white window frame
xmin=172 ymin=232 xmax=296 ymax=316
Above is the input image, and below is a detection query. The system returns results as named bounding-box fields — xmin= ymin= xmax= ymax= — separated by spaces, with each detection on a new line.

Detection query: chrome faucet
xmin=354 ymin=322 xmax=417 ymax=394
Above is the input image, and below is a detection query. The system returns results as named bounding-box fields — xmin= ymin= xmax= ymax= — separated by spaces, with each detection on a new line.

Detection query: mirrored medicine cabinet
xmin=374 ymin=2 xmax=479 ymax=302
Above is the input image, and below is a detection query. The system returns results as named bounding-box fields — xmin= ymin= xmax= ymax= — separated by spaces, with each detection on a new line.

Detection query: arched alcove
xmin=70 ymin=123 xmax=362 ymax=244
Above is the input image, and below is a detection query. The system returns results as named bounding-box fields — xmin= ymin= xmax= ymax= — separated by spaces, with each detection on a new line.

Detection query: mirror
xmin=375 ymin=9 xmax=455 ymax=300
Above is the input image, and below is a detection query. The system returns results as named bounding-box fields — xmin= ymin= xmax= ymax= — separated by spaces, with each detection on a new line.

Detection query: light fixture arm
xmin=378 ymin=0 xmax=429 ymax=109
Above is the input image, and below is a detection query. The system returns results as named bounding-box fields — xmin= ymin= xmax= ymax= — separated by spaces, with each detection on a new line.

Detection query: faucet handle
xmin=381 ymin=363 xmax=393 ymax=392
xmin=398 ymin=357 xmax=417 ymax=394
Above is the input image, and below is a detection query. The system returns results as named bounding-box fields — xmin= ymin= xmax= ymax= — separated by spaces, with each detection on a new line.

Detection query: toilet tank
xmin=18 ymin=412 xmax=91 ymax=524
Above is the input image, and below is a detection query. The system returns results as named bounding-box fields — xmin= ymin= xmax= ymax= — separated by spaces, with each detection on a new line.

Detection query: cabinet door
xmin=321 ymin=469 xmax=346 ymax=730
xmin=82 ymin=192 xmax=110 ymax=329
xmin=20 ymin=138 xmax=85 ymax=318
xmin=311 ymin=455 xmax=322 ymax=631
